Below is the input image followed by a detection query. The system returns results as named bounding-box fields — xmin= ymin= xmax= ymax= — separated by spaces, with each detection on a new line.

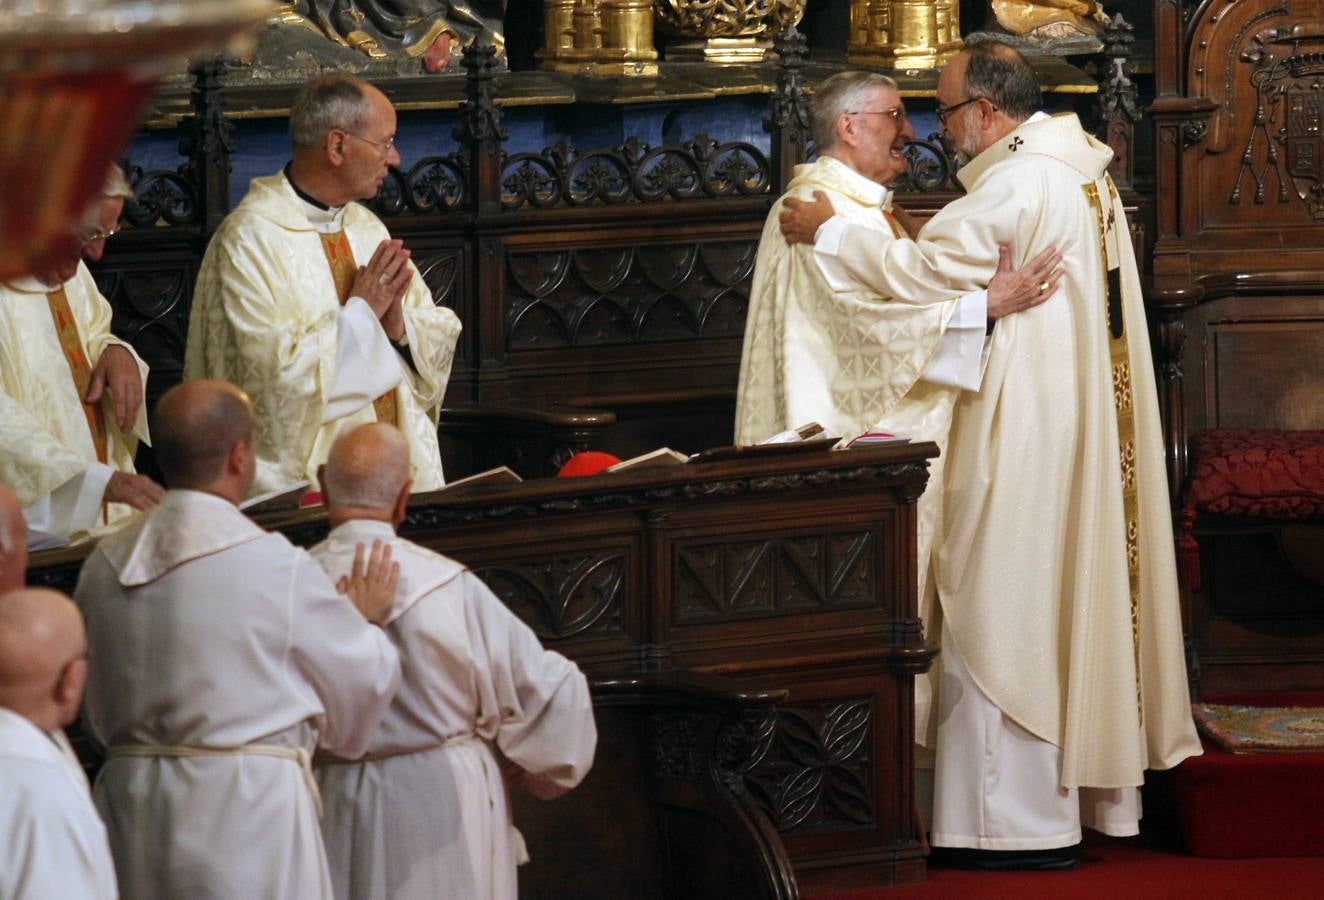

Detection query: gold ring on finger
xmin=1038 ymin=280 xmax=1050 ymax=293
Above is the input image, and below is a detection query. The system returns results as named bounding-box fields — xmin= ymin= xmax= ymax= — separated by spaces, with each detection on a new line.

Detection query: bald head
xmin=0 ymin=588 xmax=88 ymax=729
xmin=323 ymin=424 xmax=412 ymax=521
xmin=0 ymin=483 xmax=27 ymax=594
xmin=152 ymin=380 xmax=256 ymax=494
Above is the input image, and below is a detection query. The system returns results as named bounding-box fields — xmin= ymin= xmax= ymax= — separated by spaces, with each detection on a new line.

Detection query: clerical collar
xmin=818 ymin=155 xmax=891 ymax=210
xmin=284 ymin=163 xmax=347 ymax=232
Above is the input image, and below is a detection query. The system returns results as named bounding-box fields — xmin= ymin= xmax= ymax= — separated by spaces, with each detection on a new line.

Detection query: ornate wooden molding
xmin=501 ymin=135 xmax=771 ymax=210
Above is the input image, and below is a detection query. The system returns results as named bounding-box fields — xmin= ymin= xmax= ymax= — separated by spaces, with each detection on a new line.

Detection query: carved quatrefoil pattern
xmin=745 ymin=699 xmax=875 ymax=833
xmin=505 ymin=241 xmax=755 ymax=350
xmin=473 ymin=552 xmax=625 ymax=642
xmin=673 ymin=529 xmax=878 ymax=625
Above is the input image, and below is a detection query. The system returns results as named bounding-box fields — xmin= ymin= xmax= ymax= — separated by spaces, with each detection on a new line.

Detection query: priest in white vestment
xmin=0 ymin=168 xmax=162 ymax=537
xmin=186 ymin=74 xmax=462 ymax=497
xmin=780 ymin=41 xmax=1201 ymax=864
xmin=75 ymin=381 xmax=403 ymax=898
xmin=0 ymin=588 xmax=117 ymax=899
xmin=310 ymin=423 xmax=597 ymax=900
xmin=736 ymin=71 xmax=1061 ymax=666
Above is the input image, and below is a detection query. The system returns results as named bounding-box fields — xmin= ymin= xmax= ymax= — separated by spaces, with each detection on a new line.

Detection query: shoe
xmin=929 ymin=843 xmax=1081 ymax=871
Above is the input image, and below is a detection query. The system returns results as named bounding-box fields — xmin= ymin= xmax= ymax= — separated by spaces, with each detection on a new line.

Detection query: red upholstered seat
xmin=1184 ymin=428 xmax=1324 ymax=519
xmin=1178 ymin=429 xmax=1324 ymax=590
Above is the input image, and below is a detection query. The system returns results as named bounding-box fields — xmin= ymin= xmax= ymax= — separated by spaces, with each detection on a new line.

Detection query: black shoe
xmin=930 ymin=843 xmax=1081 ymax=871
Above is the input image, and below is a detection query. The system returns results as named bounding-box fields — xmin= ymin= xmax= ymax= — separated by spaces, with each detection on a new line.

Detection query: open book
xmin=759 ymin=421 xmax=838 ymax=445
xmin=606 ymin=448 xmax=690 ymax=472
xmin=439 ymin=465 xmax=523 ymax=490
xmin=844 ymin=431 xmax=911 ymax=448
xmin=25 ymin=528 xmax=69 ymax=553
xmin=240 ymin=481 xmax=311 ymax=514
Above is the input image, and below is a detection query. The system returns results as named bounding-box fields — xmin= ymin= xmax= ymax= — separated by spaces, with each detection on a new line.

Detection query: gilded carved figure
xmin=275 ymin=0 xmax=506 ymax=71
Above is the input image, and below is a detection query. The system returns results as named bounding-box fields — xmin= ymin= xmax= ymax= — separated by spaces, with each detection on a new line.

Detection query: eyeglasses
xmin=345 ymin=132 xmax=396 ymax=154
xmin=80 ymin=224 xmax=121 ymax=243
xmin=848 ymin=107 xmax=907 ymax=123
xmin=935 ymin=96 xmax=995 ymax=125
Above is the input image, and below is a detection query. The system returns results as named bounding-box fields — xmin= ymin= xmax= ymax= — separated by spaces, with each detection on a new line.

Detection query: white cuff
xmin=922 ymin=290 xmax=987 ymax=392
xmin=323 ymin=298 xmax=405 ymax=424
xmin=812 ymin=217 xmax=863 ymax=293
xmin=22 ymin=462 xmax=114 ymax=537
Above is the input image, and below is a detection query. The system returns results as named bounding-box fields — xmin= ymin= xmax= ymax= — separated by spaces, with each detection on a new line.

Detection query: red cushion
xmin=556 ymin=451 xmax=621 ymax=478
xmin=1185 ymin=429 xmax=1324 ymax=519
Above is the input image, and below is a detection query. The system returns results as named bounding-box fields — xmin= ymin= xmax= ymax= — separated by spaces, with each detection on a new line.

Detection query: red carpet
xmin=807 ymin=834 xmax=1324 ymax=899
xmin=1174 ymin=691 xmax=1324 ymax=858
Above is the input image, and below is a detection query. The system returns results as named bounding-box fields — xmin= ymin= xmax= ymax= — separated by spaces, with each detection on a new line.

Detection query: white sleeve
xmin=321 ymin=297 xmax=404 ymax=424
xmin=21 ymin=463 xmax=114 ymax=537
xmin=288 ymin=551 xmax=401 ymax=758
xmin=922 ymin=289 xmax=988 ymax=391
xmin=811 ymin=216 xmax=863 ymax=293
xmin=466 ymin=574 xmax=597 ymax=799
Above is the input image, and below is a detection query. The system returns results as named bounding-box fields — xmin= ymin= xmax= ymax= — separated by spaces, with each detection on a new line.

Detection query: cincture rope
xmin=107 ymin=743 xmax=322 ymax=817
xmin=315 ymin=731 xmax=478 ymax=766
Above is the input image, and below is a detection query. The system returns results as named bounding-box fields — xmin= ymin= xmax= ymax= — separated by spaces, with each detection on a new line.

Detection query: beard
xmin=954 ymin=105 xmax=984 ymax=163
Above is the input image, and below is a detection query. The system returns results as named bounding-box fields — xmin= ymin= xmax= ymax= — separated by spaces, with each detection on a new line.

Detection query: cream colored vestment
xmin=736 ymin=156 xmax=986 ymax=648
xmin=311 ymin=520 xmax=597 ymax=900
xmin=814 ymin=113 xmax=1201 ymax=790
xmin=186 ymin=173 xmax=462 ymax=496
xmin=0 ymin=264 xmax=149 ymax=534
xmin=76 ymin=489 xmax=401 ymax=899
xmin=0 ymin=708 xmax=118 ymax=899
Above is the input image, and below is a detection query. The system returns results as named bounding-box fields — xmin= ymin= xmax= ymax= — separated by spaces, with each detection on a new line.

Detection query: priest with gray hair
xmin=186 ymin=73 xmax=461 ymax=499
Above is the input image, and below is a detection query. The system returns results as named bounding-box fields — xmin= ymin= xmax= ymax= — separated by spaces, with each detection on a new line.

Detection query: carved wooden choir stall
xmin=32 ymin=0 xmax=1165 ymax=891
xmin=1148 ymin=0 xmax=1324 ymax=695
xmin=31 ymin=444 xmax=940 ymax=895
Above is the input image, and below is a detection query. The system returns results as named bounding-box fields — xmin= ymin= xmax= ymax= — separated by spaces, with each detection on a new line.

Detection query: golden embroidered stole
xmin=1085 ymin=175 xmax=1142 ymax=722
xmin=882 ymin=209 xmax=905 ymax=239
xmin=317 ymin=231 xmax=399 ymax=426
xmin=45 ymin=286 xmax=108 ymax=464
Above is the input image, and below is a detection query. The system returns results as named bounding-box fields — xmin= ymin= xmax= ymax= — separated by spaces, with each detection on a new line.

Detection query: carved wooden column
xmin=1094 ymin=14 xmax=1139 ymax=190
xmin=177 ymin=60 xmax=233 ymax=237
xmin=456 ymin=38 xmax=507 ymax=216
xmin=767 ymin=24 xmax=810 ymax=195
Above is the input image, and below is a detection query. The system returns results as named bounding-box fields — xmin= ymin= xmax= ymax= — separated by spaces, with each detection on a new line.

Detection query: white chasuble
xmin=0 ymin=264 xmax=149 ymax=532
xmin=75 ymin=490 xmax=401 ymax=900
xmin=0 ymin=709 xmax=118 ymax=899
xmin=736 ymin=155 xmax=968 ymax=676
xmin=816 ymin=113 xmax=1200 ymax=789
xmin=186 ymin=173 xmax=462 ymax=496
xmin=311 ymin=520 xmax=597 ymax=900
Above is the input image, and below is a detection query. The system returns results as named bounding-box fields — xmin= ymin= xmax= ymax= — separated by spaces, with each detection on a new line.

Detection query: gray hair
xmin=289 ymin=75 xmax=373 ymax=154
xmin=961 ymin=39 xmax=1042 ymax=122
xmin=811 ymin=71 xmax=900 ymax=153
xmin=102 ymin=164 xmax=132 ymax=199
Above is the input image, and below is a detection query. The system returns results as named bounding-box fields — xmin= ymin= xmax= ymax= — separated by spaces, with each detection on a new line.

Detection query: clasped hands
xmin=349 ymin=239 xmax=412 ymax=343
